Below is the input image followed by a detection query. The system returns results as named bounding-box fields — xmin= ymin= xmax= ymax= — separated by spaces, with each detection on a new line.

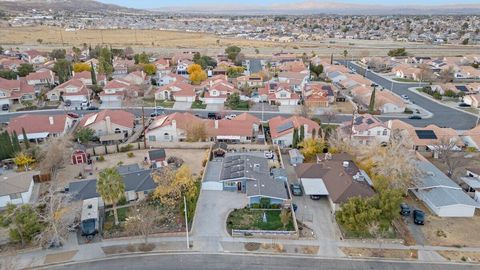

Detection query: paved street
xmin=47 ymin=253 xmax=480 ymax=270
xmin=342 ymin=61 xmax=479 ymax=130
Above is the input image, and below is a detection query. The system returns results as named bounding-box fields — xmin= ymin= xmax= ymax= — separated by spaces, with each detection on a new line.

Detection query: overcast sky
xmin=98 ymin=0 xmax=480 ymax=9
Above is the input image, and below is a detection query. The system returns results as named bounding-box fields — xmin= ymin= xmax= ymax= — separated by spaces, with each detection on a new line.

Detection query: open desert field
xmin=1 ymin=26 xmax=479 ymax=57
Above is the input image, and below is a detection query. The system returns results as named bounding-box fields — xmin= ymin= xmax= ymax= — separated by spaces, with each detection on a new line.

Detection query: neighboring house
xmin=392 ymin=64 xmax=422 ymax=81
xmin=0 ymin=78 xmax=36 ymax=107
xmin=0 ymin=57 xmax=26 ymax=72
xmin=25 ymin=70 xmax=55 ymax=89
xmin=235 ymin=75 xmax=264 ymax=89
xmin=455 ymin=66 xmax=480 ymax=80
xmin=462 ymin=125 xmax=480 ymax=150
xmin=72 ymin=71 xmax=106 ymax=86
xmin=68 ymin=166 xmax=157 ymax=202
xmin=155 ymin=81 xmax=196 ymax=102
xmin=411 ymin=155 xmax=480 ymax=217
xmin=295 ymin=153 xmax=375 ymax=212
xmin=123 ymin=71 xmax=147 ymax=85
xmin=260 ymin=82 xmax=300 ymax=106
xmin=0 ymin=171 xmax=36 ymax=207
xmin=47 ymin=79 xmax=89 ymax=103
xmin=303 ymin=83 xmax=335 ymax=107
xmin=112 ymin=58 xmax=135 ymax=78
xmin=340 ymin=114 xmax=391 ymax=145
xmin=78 ymin=109 xmax=135 ymax=142
xmin=387 ymin=120 xmax=463 ymax=154
xmin=206 ymin=114 xmax=260 ymax=143
xmin=7 ymin=114 xmax=75 ymax=142
xmin=203 ymin=153 xmax=289 ymax=206
xmin=351 ymin=86 xmax=406 ymax=113
xmin=202 ymin=77 xmax=238 ymax=104
xmin=268 ymin=116 xmax=320 ymax=147
xmin=463 ymin=93 xmax=480 ymax=108
xmin=99 ymin=79 xmax=139 ymax=105
xmin=277 ymin=71 xmax=309 ymax=92
xmin=146 ymin=112 xmax=202 ymax=142
xmin=156 ymin=73 xmax=184 ymax=86
xmin=21 ymin=49 xmax=47 ymax=64
xmin=460 ymin=168 xmax=480 ymax=203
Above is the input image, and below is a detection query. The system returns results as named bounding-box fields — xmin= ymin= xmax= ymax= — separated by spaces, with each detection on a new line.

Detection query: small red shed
xmin=71 ymin=149 xmax=88 ymax=165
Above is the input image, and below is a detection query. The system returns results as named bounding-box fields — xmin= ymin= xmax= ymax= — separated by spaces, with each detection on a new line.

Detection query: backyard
xmin=226 ymin=208 xmax=295 ymax=231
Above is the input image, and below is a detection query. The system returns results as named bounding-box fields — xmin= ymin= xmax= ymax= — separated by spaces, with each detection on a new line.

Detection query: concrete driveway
xmin=191 ymin=190 xmax=247 ymax=251
xmin=206 ymin=104 xmax=224 ymax=111
xmin=173 ymin=101 xmax=192 ymax=110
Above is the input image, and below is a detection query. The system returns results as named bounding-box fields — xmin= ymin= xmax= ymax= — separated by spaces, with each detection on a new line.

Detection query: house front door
xmin=237 ymin=181 xmax=242 ymax=191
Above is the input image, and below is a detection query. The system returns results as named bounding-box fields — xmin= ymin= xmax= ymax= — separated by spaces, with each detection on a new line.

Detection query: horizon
xmin=97 ymin=0 xmax=480 ymax=9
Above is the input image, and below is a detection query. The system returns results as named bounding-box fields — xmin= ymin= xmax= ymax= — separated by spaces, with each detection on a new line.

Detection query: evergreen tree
xmin=90 ymin=62 xmax=97 ymax=85
xmin=292 ymin=128 xmax=299 ymax=148
xmin=3 ymin=131 xmax=14 ymax=158
xmin=312 ymin=128 xmax=317 ymax=139
xmin=0 ymin=132 xmax=6 ymax=160
xmin=368 ymin=87 xmax=376 ymax=113
xmin=299 ymin=125 xmax=305 ymax=142
xmin=11 ymin=131 xmax=21 ymax=153
xmin=22 ymin=128 xmax=30 ymax=149
xmin=330 ymin=53 xmax=333 ymax=65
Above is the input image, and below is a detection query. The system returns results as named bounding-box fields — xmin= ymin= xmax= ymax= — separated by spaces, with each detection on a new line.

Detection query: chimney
xmin=105 ymin=116 xmax=112 ymax=134
xmin=48 ymin=116 xmax=54 ymax=125
xmin=214 ymin=120 xmax=218 ymax=129
xmin=172 ymin=120 xmax=177 ymax=129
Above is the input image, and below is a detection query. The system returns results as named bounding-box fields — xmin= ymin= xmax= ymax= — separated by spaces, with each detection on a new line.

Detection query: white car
xmin=264 ymin=151 xmax=274 ymax=159
xmin=225 ymin=114 xmax=237 ymax=120
xmin=401 ymin=95 xmax=409 ymax=100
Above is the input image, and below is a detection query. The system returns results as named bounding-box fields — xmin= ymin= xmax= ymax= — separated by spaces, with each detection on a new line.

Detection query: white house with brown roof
xmin=25 ymin=70 xmax=55 ymax=87
xmin=48 ymin=79 xmax=89 ymax=103
xmin=259 ymin=82 xmax=300 ymax=106
xmin=21 ymin=49 xmax=47 ymax=64
xmin=7 ymin=114 xmax=75 ymax=142
xmin=0 ymin=78 xmax=35 ymax=106
xmin=455 ymin=66 xmax=480 ymax=80
xmin=268 ymin=116 xmax=320 ymax=147
xmin=155 ymin=81 xmax=196 ymax=102
xmin=341 ymin=114 xmax=391 ymax=145
xmin=78 ymin=110 xmax=135 ymax=142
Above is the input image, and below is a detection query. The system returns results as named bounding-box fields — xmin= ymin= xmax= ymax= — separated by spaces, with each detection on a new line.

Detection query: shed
xmin=289 ymin=148 xmax=304 ymax=165
xmin=212 ymin=141 xmax=228 ymax=158
xmin=71 ymin=149 xmax=88 ymax=165
xmin=148 ymin=149 xmax=166 ymax=163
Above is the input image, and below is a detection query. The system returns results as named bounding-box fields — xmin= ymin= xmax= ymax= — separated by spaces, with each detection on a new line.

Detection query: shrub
xmin=98 ymin=155 xmax=105 ymax=162
xmin=127 ymin=152 xmax=134 ymax=158
xmin=259 ymin=198 xmax=271 ymax=209
xmin=120 ymin=144 xmax=133 ymax=152
xmin=404 ymin=108 xmax=413 ymax=114
xmin=466 ymin=147 xmax=477 ymax=152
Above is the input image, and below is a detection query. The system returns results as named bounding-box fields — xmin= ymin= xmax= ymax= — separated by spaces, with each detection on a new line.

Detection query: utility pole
xmin=142 ymin=105 xmax=147 ymax=149
xmin=184 ymin=196 xmax=190 ymax=249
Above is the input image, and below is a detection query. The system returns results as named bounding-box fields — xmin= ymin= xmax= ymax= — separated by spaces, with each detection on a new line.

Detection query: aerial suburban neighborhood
xmin=1 ymin=0 xmax=480 ymax=270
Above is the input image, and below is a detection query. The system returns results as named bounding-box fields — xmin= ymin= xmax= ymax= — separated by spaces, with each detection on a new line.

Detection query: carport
xmin=300 ymin=178 xmax=329 ymax=195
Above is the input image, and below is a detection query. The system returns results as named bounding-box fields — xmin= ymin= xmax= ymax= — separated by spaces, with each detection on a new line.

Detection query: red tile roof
xmin=79 ymin=109 xmax=135 ymax=129
xmin=269 ymin=115 xmax=320 ymax=139
xmin=7 ymin=114 xmax=70 ymax=135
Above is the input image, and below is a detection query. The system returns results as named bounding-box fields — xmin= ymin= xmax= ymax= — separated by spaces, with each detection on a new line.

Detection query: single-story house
xmin=410 ymin=155 xmax=480 ymax=217
xmin=78 ymin=109 xmax=135 ymax=142
xmin=268 ymin=116 xmax=320 ymax=147
xmin=7 ymin=114 xmax=75 ymax=143
xmin=0 ymin=171 xmax=36 ymax=207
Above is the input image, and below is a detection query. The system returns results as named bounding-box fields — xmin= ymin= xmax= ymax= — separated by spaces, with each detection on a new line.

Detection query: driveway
xmin=191 ymin=190 xmax=247 ymax=252
xmin=206 ymin=104 xmax=224 ymax=111
xmin=173 ymin=101 xmax=192 ymax=110
xmin=278 ymin=105 xmax=300 ymax=114
xmin=100 ymin=100 xmax=122 ymax=108
xmin=282 ymin=154 xmax=337 ymax=242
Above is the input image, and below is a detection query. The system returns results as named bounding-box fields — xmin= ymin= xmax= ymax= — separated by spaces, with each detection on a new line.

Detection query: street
xmin=46 ymin=253 xmax=479 ymax=270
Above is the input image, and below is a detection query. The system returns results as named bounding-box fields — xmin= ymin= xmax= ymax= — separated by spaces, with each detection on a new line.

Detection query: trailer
xmin=80 ymin=198 xmax=99 ymax=237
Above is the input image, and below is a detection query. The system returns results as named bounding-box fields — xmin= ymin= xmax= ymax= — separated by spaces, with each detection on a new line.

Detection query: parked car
xmin=459 ymin=103 xmax=471 ymax=107
xmin=264 ymin=151 xmax=274 ymax=159
xmin=86 ymin=106 xmax=98 ymax=111
xmin=208 ymin=112 xmax=221 ymax=119
xmin=81 ymin=101 xmax=90 ymax=107
xmin=225 ymin=114 xmax=237 ymax=120
xmin=310 ymin=195 xmax=321 ymax=200
xmin=413 ymin=210 xmax=425 ymax=225
xmin=67 ymin=112 xmax=79 ymax=118
xmin=409 ymin=115 xmax=422 ymax=120
xmin=401 ymin=95 xmax=409 ymax=100
xmin=290 ymin=184 xmax=303 ymax=196
xmin=400 ymin=203 xmax=411 ymax=216
xmin=64 ymin=100 xmax=72 ymax=107
xmin=1 ymin=104 xmax=9 ymax=111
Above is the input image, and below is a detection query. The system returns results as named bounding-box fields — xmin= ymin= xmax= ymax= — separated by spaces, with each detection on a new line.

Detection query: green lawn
xmin=227 ymin=208 xmax=294 ymax=231
xmin=191 ymin=100 xmax=207 ymax=109
xmin=226 ymin=101 xmax=250 ymax=111
xmin=142 ymin=98 xmax=175 ymax=108
xmin=105 ymin=207 xmax=128 ymax=224
xmin=392 ymin=78 xmax=417 ymax=83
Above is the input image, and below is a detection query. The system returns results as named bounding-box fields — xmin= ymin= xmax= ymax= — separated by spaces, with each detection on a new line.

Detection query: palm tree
xmin=97 ymin=167 xmax=125 ymax=225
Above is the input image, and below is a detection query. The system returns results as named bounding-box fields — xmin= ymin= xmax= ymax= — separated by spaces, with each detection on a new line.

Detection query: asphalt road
xmin=47 ymin=253 xmax=479 ymax=270
xmin=341 ymin=60 xmax=479 ymax=130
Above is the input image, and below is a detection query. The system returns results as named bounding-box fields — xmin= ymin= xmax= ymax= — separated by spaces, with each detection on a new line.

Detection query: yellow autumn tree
xmin=299 ymin=138 xmax=326 ymax=162
xmin=152 ymin=165 xmax=197 ymax=206
xmin=73 ymin=63 xmax=91 ymax=73
xmin=14 ymin=152 xmax=35 ymax=170
xmin=187 ymin=64 xmax=207 ymax=85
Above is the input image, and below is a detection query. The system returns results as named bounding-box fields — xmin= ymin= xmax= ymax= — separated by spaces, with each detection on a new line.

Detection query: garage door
xmin=300 ymin=178 xmax=329 ymax=195
xmin=202 ymin=181 xmax=223 ymax=191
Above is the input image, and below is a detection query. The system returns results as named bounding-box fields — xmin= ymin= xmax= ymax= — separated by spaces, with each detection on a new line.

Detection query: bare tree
xmin=417 ymin=63 xmax=434 ymax=82
xmin=186 ymin=122 xmax=208 ymax=142
xmin=438 ymin=66 xmax=455 ymax=83
xmin=124 ymin=202 xmax=158 ymax=243
xmin=434 ymin=137 xmax=463 ymax=177
xmin=35 ymin=184 xmax=81 ymax=248
xmin=38 ymin=136 xmax=73 ymax=181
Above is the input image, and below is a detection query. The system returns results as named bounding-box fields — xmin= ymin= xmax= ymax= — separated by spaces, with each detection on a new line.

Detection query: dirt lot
xmin=57 ymin=148 xmax=207 ymax=185
xmin=428 ymin=153 xmax=480 ymax=186
xmin=421 ymin=213 xmax=480 ymax=248
xmin=438 ymin=250 xmax=480 ymax=263
xmin=1 ymin=26 xmax=479 ymax=57
xmin=341 ymin=247 xmax=418 ymax=260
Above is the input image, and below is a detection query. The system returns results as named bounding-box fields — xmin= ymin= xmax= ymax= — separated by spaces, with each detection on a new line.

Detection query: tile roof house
xmin=392 ymin=64 xmax=422 ymax=81
xmin=99 ymin=79 xmax=139 ymax=105
xmin=7 ymin=114 xmax=75 ymax=142
xmin=0 ymin=171 xmax=37 ymax=207
xmin=78 ymin=109 xmax=135 ymax=142
xmin=72 ymin=71 xmax=106 ymax=86
xmin=278 ymin=61 xmax=307 ymax=73
xmin=387 ymin=119 xmax=463 ymax=153
xmin=146 ymin=112 xmax=203 ymax=143
xmin=463 ymin=93 xmax=480 ymax=108
xmin=0 ymin=57 xmax=26 ymax=71
xmin=201 ymin=76 xmax=239 ymax=104
xmin=340 ymin=114 xmax=391 ymax=145
xmin=455 ymin=66 xmax=480 ymax=80
xmin=411 ymin=155 xmax=480 ymax=217
xmin=154 ymin=81 xmax=196 ymax=102
xmin=303 ymin=83 xmax=335 ymax=107
xmin=47 ymin=79 xmax=89 ymax=103
xmin=0 ymin=77 xmax=36 ymax=106
xmin=276 ymin=71 xmax=310 ymax=92
xmin=25 ymin=70 xmax=55 ymax=88
xmin=295 ymin=153 xmax=375 ymax=211
xmin=21 ymin=49 xmax=47 ymax=64
xmin=462 ymin=125 xmax=480 ymax=150
xmin=123 ymin=71 xmax=147 ymax=85
xmin=268 ymin=116 xmax=320 ymax=147
xmin=351 ymin=86 xmax=406 ymax=113
xmin=259 ymin=82 xmax=300 ymax=106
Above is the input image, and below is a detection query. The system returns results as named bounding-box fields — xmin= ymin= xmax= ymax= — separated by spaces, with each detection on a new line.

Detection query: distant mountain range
xmin=1 ymin=0 xmax=479 ymax=15
xmin=0 ymin=0 xmax=142 ymax=14
xmin=156 ymin=1 xmax=480 ymax=15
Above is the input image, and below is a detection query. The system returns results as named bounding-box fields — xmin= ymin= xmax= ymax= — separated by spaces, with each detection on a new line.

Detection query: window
xmin=382 ymin=129 xmax=388 ymax=136
xmin=163 ymin=133 xmax=170 ymax=140
xmin=114 ymin=128 xmax=121 ymax=134
xmin=280 ymin=93 xmax=287 ymax=98
xmin=377 ymin=130 xmax=381 ymax=136
xmin=9 ymin=193 xmax=21 ymax=200
xmin=367 ymin=131 xmax=371 ymax=135
xmin=224 ymin=181 xmax=237 ymax=187
xmin=148 ymin=135 xmax=156 ymax=141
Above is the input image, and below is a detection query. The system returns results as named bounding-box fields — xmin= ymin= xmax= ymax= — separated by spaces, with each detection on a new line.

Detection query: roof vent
xmin=343 ymin=161 xmax=349 ymax=168
xmin=427 ymin=171 xmax=435 ymax=176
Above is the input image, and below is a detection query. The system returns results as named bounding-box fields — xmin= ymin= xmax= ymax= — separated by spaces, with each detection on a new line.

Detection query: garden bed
xmin=227 ymin=208 xmax=295 ymax=231
xmin=341 ymin=247 xmax=418 ymax=260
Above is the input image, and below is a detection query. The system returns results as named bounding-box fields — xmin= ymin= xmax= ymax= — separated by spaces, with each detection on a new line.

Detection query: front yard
xmin=142 ymin=97 xmax=174 ymax=108
xmin=225 ymin=101 xmax=250 ymax=111
xmin=191 ymin=100 xmax=207 ymax=109
xmin=227 ymin=208 xmax=295 ymax=231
